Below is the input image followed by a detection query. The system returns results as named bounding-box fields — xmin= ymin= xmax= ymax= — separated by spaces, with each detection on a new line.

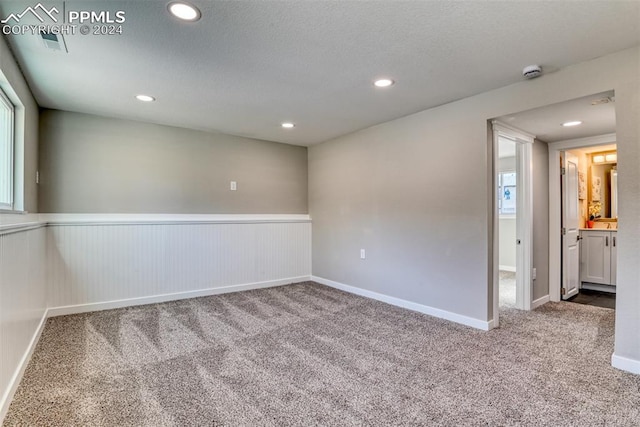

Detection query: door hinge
xmin=561 ymin=167 xmax=566 ymax=175
xmin=562 ymin=228 xmax=566 ymax=235
xmin=562 ymin=287 xmax=567 ymax=295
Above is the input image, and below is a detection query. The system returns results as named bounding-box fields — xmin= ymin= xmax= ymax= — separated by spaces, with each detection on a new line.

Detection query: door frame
xmin=492 ymin=121 xmax=534 ymax=327
xmin=547 ymin=133 xmax=616 ymax=302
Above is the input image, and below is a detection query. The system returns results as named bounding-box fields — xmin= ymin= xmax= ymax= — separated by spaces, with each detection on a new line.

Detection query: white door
xmin=562 ymin=152 xmax=580 ymax=299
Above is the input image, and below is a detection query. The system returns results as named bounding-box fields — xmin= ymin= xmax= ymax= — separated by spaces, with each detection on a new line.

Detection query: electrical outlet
xmin=230 ymin=181 xmax=237 ymax=191
xmin=360 ymin=249 xmax=366 ymax=259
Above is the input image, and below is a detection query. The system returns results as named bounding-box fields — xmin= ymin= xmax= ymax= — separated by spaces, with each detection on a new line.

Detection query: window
xmin=0 ymin=87 xmax=14 ymax=210
xmin=498 ymin=171 xmax=516 ymax=215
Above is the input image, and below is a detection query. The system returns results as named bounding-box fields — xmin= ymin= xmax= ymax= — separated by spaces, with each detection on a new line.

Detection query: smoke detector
xmin=522 ymin=65 xmax=542 ymax=79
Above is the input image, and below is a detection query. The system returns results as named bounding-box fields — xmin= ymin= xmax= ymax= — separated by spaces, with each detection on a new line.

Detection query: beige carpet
xmin=499 ymin=270 xmax=517 ymax=308
xmin=4 ymin=282 xmax=640 ymax=426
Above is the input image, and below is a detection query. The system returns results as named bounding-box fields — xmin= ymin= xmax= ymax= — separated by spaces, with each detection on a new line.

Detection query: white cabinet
xmin=610 ymin=232 xmax=617 ymax=286
xmin=580 ymin=230 xmax=617 ymax=287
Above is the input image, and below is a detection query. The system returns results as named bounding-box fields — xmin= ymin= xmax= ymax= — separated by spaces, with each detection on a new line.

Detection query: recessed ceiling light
xmin=281 ymin=122 xmax=295 ymax=129
xmin=135 ymin=94 xmax=155 ymax=102
xmin=562 ymin=121 xmax=582 ymax=127
xmin=374 ymin=78 xmax=394 ymax=88
xmin=168 ymin=2 xmax=201 ymax=21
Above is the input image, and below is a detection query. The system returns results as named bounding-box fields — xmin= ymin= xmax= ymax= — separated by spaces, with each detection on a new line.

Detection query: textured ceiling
xmin=497 ymin=91 xmax=616 ymax=143
xmin=1 ymin=1 xmax=639 ymax=146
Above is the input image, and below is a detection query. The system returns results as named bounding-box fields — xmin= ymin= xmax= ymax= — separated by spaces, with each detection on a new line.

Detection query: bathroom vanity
xmin=579 ymin=152 xmax=617 ymax=294
xmin=580 ymin=228 xmax=617 ymax=293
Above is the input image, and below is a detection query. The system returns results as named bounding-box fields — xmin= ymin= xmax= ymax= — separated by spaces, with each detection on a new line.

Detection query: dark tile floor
xmin=567 ymin=289 xmax=616 ymax=309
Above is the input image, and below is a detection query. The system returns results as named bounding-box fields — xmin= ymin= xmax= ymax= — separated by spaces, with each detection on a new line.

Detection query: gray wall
xmin=39 ymin=110 xmax=308 ymax=214
xmin=614 ymin=62 xmax=640 ymax=366
xmin=498 ymin=156 xmax=516 ymax=171
xmin=0 ymin=36 xmax=38 ymax=212
xmin=532 ymin=139 xmax=549 ymax=301
xmin=309 ymin=47 xmax=639 ymax=332
xmin=498 ymin=217 xmax=516 ymax=270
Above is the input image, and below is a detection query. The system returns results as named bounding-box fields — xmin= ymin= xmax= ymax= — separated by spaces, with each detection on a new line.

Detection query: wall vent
xmin=591 ymin=96 xmax=615 ymax=105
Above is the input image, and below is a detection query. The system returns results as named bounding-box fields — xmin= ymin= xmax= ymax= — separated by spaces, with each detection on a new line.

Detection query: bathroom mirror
xmin=590 ymin=163 xmax=617 ymax=219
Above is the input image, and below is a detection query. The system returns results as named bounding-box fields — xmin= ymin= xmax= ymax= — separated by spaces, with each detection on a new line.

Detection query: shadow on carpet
xmin=4 ymin=282 xmax=639 ymax=426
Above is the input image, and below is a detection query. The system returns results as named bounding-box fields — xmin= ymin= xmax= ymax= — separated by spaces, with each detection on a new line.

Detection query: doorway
xmin=549 ymin=136 xmax=618 ymax=304
xmin=492 ymin=122 xmax=534 ymax=326
xmin=497 ymin=136 xmax=518 ymax=308
xmin=490 ymin=91 xmax=617 ymax=329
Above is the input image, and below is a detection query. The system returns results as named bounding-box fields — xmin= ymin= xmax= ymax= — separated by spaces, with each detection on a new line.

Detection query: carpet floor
xmin=4 ymin=282 xmax=640 ymax=426
xmin=499 ymin=270 xmax=516 ymax=308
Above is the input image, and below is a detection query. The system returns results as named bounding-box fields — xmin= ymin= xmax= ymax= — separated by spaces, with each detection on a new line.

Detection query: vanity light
xmin=605 ymin=153 xmax=617 ymax=163
xmin=374 ymin=78 xmax=394 ymax=88
xmin=135 ymin=94 xmax=155 ymax=102
xmin=562 ymin=121 xmax=582 ymax=127
xmin=281 ymin=122 xmax=295 ymax=129
xmin=168 ymin=2 xmax=201 ymax=21
xmin=593 ymin=155 xmax=605 ymax=163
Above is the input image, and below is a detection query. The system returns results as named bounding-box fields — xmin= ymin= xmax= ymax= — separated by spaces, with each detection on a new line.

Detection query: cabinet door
xmin=610 ymin=232 xmax=617 ymax=286
xmin=580 ymin=231 xmax=611 ymax=285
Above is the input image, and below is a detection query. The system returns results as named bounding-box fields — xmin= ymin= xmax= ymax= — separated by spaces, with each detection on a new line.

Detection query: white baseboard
xmin=0 ymin=276 xmax=309 ymax=421
xmin=311 ymin=276 xmax=490 ymax=331
xmin=612 ymin=353 xmax=640 ymax=375
xmin=532 ymin=294 xmax=550 ymax=309
xmin=47 ymin=276 xmax=310 ymax=317
xmin=488 ymin=318 xmax=498 ymax=330
xmin=499 ymin=265 xmax=516 ymax=272
xmin=0 ymin=308 xmax=48 ymax=423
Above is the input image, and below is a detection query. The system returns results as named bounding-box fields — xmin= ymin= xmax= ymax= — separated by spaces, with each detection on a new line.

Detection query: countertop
xmin=580 ymin=227 xmax=617 ymax=231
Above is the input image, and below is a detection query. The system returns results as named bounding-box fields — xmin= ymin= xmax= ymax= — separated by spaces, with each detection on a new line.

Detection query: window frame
xmin=0 ymin=86 xmax=15 ymax=211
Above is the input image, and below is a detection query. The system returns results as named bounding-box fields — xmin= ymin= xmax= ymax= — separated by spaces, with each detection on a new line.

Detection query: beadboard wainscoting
xmin=0 ymin=214 xmax=311 ymax=420
xmin=43 ymin=216 xmax=312 ymax=315
xmin=0 ymin=223 xmax=47 ymax=420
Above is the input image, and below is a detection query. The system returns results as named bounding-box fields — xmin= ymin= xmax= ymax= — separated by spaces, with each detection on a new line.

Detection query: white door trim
xmin=547 ymin=133 xmax=616 ymax=301
xmin=492 ymin=121 xmax=534 ymax=326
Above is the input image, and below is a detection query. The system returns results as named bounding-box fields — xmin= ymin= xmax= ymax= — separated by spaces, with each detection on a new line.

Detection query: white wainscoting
xmin=0 ymin=225 xmax=47 ymax=421
xmin=0 ymin=215 xmax=311 ymax=421
xmin=45 ymin=217 xmax=312 ymax=314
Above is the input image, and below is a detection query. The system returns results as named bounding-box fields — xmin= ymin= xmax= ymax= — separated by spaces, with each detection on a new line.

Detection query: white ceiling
xmin=496 ymin=91 xmax=617 ymax=143
xmin=1 ymin=1 xmax=639 ymax=146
